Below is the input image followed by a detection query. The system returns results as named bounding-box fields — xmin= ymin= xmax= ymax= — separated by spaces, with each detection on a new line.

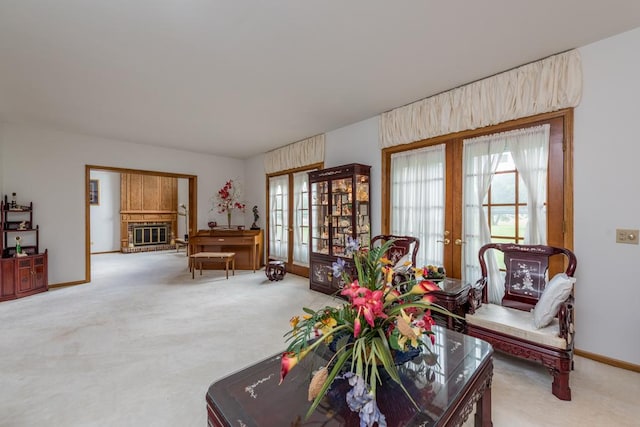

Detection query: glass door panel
xmin=268 ymin=175 xmax=288 ymax=261
xmin=311 ymin=181 xmax=329 ymax=255
xmin=355 ymin=174 xmax=370 ymax=247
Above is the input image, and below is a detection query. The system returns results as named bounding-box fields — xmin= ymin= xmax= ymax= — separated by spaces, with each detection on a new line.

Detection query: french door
xmin=383 ymin=111 xmax=571 ymax=283
xmin=267 ymin=165 xmax=321 ymax=277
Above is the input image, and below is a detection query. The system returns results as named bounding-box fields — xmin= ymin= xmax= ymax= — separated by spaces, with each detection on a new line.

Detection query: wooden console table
xmin=189 ymin=229 xmax=263 ymax=272
xmin=206 ymin=326 xmax=493 ymax=426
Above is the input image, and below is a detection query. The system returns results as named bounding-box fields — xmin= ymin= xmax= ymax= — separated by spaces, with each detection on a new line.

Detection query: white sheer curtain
xmin=391 ymin=144 xmax=445 ymax=267
xmin=268 ymin=175 xmax=288 ymax=261
xmin=462 ymin=139 xmax=505 ymax=303
xmin=509 ymin=124 xmax=550 ymax=244
xmin=292 ymin=170 xmax=311 ymax=266
xmin=463 ymin=125 xmax=550 ymax=303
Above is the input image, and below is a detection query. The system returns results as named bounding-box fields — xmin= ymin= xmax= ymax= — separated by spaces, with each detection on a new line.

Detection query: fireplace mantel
xmin=120 ymin=173 xmax=178 ymax=252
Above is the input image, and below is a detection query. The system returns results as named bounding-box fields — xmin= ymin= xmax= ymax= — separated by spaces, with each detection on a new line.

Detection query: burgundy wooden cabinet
xmin=0 ymin=251 xmax=48 ymax=301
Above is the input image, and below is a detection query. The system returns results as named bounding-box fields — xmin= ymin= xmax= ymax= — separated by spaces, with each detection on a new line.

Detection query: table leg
xmin=474 ymin=371 xmax=493 ymax=427
xmin=252 ymin=244 xmax=256 ymax=272
xmin=232 ymin=257 xmax=235 ymax=276
xmin=191 ymin=258 xmax=195 ymax=279
xmin=225 ymin=258 xmax=229 ymax=279
xmin=199 ymin=260 xmax=203 ymax=276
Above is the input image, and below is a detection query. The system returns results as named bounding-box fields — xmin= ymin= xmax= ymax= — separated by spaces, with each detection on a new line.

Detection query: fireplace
xmin=132 ymin=223 xmax=169 ymax=246
xmin=121 ymin=221 xmax=176 ymax=253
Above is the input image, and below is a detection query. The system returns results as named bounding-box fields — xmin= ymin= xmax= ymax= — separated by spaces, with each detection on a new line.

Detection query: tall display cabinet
xmin=308 ymin=163 xmax=370 ymax=295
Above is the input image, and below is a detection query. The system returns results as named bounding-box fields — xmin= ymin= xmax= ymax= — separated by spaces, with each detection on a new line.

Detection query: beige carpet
xmin=0 ymin=251 xmax=637 ymax=426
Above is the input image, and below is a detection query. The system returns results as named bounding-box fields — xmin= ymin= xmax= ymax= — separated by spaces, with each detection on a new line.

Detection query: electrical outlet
xmin=616 ymin=229 xmax=639 ymax=245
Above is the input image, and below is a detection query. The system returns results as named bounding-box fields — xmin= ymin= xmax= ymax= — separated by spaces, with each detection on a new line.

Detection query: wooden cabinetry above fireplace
xmin=120 ymin=173 xmax=178 ymax=252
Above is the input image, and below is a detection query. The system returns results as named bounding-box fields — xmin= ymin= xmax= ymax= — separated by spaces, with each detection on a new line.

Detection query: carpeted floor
xmin=0 ymin=251 xmax=638 ymax=426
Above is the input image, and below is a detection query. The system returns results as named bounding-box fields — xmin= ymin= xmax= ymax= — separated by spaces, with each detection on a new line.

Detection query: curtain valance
xmin=264 ymin=134 xmax=325 ymax=174
xmin=380 ymin=50 xmax=582 ymax=148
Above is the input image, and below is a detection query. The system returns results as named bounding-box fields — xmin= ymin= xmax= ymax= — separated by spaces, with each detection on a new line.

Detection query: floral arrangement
xmin=215 ymin=180 xmax=245 ymax=227
xmin=280 ymin=238 xmax=453 ymax=426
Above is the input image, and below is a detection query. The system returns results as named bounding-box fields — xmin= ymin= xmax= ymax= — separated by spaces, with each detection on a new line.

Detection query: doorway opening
xmin=84 ymin=165 xmax=197 ymax=284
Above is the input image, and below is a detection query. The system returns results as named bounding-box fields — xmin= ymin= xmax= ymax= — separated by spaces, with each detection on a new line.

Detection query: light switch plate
xmin=616 ymin=229 xmax=639 ymax=244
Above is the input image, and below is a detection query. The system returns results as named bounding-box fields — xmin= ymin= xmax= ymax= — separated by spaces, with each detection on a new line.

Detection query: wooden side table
xmin=190 ymin=252 xmax=235 ymax=279
xmin=265 ymin=260 xmax=286 ymax=281
xmin=430 ymin=278 xmax=471 ymax=332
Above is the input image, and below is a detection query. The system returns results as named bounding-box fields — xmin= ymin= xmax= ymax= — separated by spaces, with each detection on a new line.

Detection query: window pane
xmin=490 ymin=206 xmax=515 ymax=237
xmin=491 ymin=173 xmax=515 ymax=204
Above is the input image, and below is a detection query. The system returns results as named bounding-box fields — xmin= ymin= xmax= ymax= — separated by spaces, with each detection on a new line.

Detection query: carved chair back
xmin=370 ymin=234 xmax=420 ymax=266
xmin=478 ymin=243 xmax=577 ymax=311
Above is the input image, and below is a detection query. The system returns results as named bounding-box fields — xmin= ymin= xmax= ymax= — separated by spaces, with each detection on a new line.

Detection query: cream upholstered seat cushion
xmin=466 ymin=303 xmax=567 ymax=349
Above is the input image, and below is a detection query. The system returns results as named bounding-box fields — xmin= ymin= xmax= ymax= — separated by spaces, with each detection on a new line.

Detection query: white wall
xmin=177 ymin=178 xmax=189 ymax=240
xmin=0 ymin=123 xmax=245 ymax=285
xmin=574 ymin=27 xmax=640 ymax=365
xmin=325 ymin=116 xmax=382 ymax=236
xmin=243 ymin=154 xmax=266 ymax=231
xmin=89 ymin=170 xmax=120 ymax=253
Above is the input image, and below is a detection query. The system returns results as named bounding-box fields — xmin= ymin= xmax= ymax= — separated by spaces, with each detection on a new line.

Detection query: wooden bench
xmin=466 ymin=243 xmax=577 ymax=400
xmin=190 ymin=252 xmax=235 ymax=279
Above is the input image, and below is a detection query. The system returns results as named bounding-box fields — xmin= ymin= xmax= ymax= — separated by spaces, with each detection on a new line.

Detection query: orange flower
xmin=409 ymin=280 xmax=440 ymax=295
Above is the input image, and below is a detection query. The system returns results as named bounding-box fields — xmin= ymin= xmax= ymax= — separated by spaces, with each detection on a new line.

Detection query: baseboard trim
xmin=575 ymin=348 xmax=640 ymax=373
xmin=91 ymin=250 xmax=121 ymax=255
xmin=49 ymin=280 xmax=88 ymax=289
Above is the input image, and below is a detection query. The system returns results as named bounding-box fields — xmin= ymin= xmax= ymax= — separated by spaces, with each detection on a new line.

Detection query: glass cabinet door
xmin=310 ymin=181 xmax=329 ymax=254
xmin=355 ymin=174 xmax=370 ymax=247
xmin=331 ymin=177 xmax=352 ymax=257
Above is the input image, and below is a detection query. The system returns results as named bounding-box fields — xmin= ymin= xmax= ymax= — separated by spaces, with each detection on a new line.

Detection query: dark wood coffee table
xmin=206 ymin=326 xmax=493 ymax=426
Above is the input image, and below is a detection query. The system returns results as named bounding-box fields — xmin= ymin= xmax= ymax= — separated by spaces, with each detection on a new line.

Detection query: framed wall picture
xmin=89 ymin=179 xmax=100 ymax=205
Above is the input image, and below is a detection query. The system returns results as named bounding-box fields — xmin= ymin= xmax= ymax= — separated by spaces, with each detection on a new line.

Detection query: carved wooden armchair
xmin=370 ymin=235 xmax=420 ymax=287
xmin=466 ymin=243 xmax=577 ymax=400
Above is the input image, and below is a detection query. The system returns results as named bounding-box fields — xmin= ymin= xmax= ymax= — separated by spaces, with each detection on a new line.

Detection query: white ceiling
xmin=1 ymin=1 xmax=640 ymax=159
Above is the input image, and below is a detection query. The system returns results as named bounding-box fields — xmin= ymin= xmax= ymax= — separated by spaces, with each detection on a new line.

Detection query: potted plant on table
xmin=280 ymin=238 xmax=455 ymax=426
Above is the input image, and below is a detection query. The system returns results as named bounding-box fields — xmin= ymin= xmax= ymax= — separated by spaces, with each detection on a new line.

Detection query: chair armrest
xmin=467 ymin=278 xmax=486 ymax=315
xmin=557 ymin=295 xmax=575 ymax=347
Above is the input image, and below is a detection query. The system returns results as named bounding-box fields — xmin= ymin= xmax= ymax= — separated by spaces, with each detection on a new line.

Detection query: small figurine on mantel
xmin=251 ymin=205 xmax=260 ymax=230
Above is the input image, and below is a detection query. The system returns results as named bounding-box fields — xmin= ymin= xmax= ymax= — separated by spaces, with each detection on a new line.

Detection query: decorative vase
xmin=227 ymin=212 xmax=232 ymax=229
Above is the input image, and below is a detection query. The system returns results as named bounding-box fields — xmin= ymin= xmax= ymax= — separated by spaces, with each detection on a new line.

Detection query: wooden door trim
xmin=265 ymin=162 xmax=323 ymax=278
xmin=83 ymin=165 xmax=197 ymax=286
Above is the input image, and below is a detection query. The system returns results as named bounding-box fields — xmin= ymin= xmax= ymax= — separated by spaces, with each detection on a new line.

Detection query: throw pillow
xmin=532 ymin=273 xmax=576 ymax=329
xmin=393 ymin=253 xmax=413 ymax=275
